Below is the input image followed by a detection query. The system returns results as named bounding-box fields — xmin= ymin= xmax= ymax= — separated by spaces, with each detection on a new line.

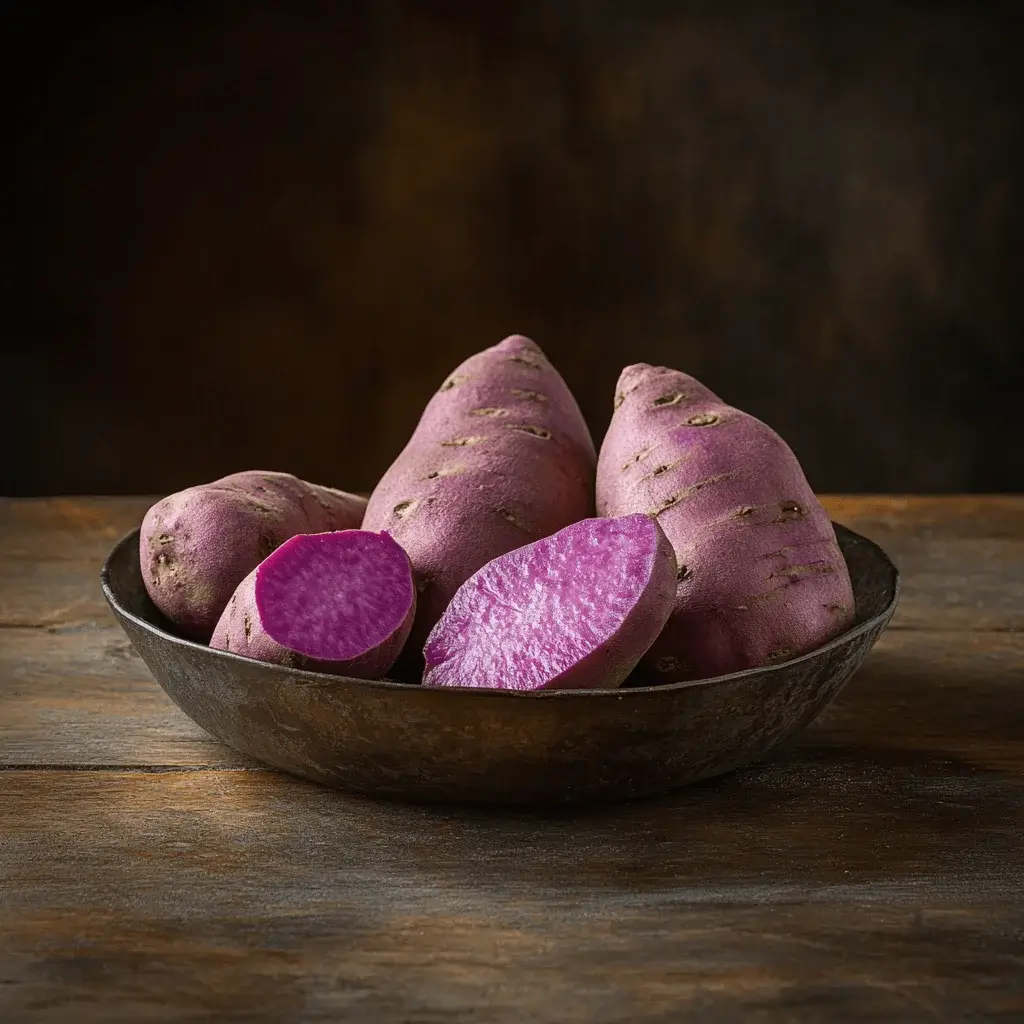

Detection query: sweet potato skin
xmin=208 ymin=531 xmax=415 ymax=680
xmin=363 ymin=335 xmax=597 ymax=650
xmin=596 ymin=364 xmax=855 ymax=683
xmin=140 ymin=471 xmax=367 ymax=639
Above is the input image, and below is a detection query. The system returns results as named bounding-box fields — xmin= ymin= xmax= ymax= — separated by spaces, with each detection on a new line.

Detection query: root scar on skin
xmin=424 ymin=466 xmax=466 ymax=480
xmin=507 ymin=424 xmax=551 ymax=439
xmin=441 ymin=436 xmax=487 ymax=447
xmin=652 ymin=391 xmax=685 ymax=407
xmin=648 ymin=472 xmax=737 ymax=517
xmin=613 ymin=381 xmax=641 ymax=410
xmin=683 ymin=412 xmax=720 ymax=427
xmin=621 ymin=446 xmax=654 ymax=471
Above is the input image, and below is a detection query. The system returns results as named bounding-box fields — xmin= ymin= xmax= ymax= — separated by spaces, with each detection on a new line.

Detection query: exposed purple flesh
xmin=256 ymin=531 xmax=414 ymax=661
xmin=422 ymin=514 xmax=677 ymax=691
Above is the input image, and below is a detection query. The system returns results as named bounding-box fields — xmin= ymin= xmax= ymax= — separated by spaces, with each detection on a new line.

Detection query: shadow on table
xmin=263 ymin=639 xmax=1024 ymax=900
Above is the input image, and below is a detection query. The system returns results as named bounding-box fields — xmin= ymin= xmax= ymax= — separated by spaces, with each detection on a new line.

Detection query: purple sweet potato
xmin=422 ymin=514 xmax=677 ymax=692
xmin=140 ymin=471 xmax=367 ymax=639
xmin=210 ymin=530 xmax=415 ymax=679
xmin=596 ymin=364 xmax=855 ymax=684
xmin=363 ymin=335 xmax=597 ymax=651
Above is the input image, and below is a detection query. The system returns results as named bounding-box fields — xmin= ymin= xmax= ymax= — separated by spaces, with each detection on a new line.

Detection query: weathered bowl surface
xmin=101 ymin=524 xmax=898 ymax=804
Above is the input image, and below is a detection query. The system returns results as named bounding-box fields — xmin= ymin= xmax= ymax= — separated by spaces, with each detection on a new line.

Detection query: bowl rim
xmin=101 ymin=523 xmax=899 ymax=702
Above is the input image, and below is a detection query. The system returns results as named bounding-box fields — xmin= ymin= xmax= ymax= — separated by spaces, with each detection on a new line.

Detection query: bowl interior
xmin=102 ymin=522 xmax=898 ymax=695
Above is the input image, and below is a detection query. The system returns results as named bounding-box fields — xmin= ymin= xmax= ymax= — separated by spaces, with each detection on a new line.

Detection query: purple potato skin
xmin=209 ymin=531 xmax=415 ymax=680
xmin=422 ymin=515 xmax=677 ymax=692
xmin=140 ymin=471 xmax=367 ymax=640
xmin=596 ymin=363 xmax=855 ymax=684
xmin=363 ymin=335 xmax=597 ymax=651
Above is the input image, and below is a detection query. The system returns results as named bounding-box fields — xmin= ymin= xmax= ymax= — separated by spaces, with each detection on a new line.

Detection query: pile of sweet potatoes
xmin=140 ymin=336 xmax=854 ymax=689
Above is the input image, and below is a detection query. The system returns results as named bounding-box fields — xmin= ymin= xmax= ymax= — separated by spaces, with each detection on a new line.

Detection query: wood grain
xmin=0 ymin=498 xmax=153 ymax=628
xmin=0 ymin=625 xmax=253 ymax=768
xmin=1 ymin=769 xmax=1023 ymax=1022
xmin=3 ymin=625 xmax=1022 ymax=776
xmin=1 ymin=496 xmax=1022 ymax=1021
xmin=0 ymin=496 xmax=1021 ymax=630
xmin=822 ymin=495 xmax=1024 ymax=632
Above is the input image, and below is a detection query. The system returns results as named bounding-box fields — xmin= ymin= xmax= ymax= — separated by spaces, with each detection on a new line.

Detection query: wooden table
xmin=1 ymin=496 xmax=1022 ymax=1022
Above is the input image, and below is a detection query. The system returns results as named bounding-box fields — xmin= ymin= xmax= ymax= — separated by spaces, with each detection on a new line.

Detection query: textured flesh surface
xmin=363 ymin=335 xmax=597 ymax=651
xmin=209 ymin=530 xmax=415 ymax=680
xmin=422 ymin=515 xmax=677 ymax=691
xmin=596 ymin=364 xmax=855 ymax=683
xmin=140 ymin=471 xmax=367 ymax=640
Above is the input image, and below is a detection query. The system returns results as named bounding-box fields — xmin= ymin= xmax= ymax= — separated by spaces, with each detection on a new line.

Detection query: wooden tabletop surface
xmin=1 ymin=495 xmax=1022 ymax=1022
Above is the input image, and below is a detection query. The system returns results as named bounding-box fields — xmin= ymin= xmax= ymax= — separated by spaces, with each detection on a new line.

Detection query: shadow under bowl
xmin=101 ymin=523 xmax=898 ymax=804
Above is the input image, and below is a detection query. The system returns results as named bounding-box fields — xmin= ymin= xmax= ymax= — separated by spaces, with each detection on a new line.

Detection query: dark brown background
xmin=5 ymin=0 xmax=1022 ymax=497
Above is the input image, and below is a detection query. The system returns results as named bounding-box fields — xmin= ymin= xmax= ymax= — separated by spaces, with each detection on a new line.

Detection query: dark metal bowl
xmin=101 ymin=524 xmax=898 ymax=804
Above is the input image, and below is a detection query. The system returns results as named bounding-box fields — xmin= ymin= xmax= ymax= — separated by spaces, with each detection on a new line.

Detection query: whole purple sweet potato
xmin=423 ymin=514 xmax=677 ymax=691
xmin=210 ymin=530 xmax=415 ymax=679
xmin=140 ymin=471 xmax=367 ymax=639
xmin=596 ymin=364 xmax=855 ymax=684
xmin=363 ymin=335 xmax=596 ymax=650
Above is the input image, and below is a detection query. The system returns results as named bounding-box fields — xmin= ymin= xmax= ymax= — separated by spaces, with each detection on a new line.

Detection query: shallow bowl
xmin=101 ymin=524 xmax=898 ymax=804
